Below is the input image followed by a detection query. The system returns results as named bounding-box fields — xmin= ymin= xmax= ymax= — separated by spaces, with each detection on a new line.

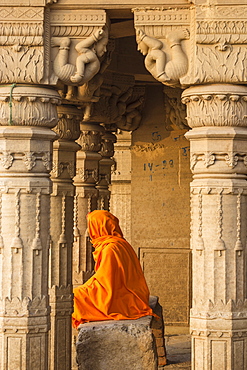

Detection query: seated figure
xmin=72 ymin=210 xmax=155 ymax=328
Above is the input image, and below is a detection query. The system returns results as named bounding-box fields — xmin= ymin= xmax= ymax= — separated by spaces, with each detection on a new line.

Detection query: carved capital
xmin=54 ymin=105 xmax=82 ymax=141
xmin=0 ymin=85 xmax=60 ymax=127
xmin=182 ymin=84 xmax=247 ymax=128
xmin=78 ymin=122 xmax=104 ymax=152
xmin=100 ymin=131 xmax=117 ymax=158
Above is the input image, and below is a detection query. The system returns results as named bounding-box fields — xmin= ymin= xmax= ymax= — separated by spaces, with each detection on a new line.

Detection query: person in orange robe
xmin=72 ymin=210 xmax=155 ymax=328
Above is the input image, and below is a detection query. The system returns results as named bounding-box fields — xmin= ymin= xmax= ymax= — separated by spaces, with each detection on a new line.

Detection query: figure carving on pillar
xmin=115 ymin=95 xmax=144 ymax=131
xmin=90 ymin=85 xmax=145 ymax=132
xmin=51 ymin=29 xmax=108 ymax=86
xmin=136 ymin=28 xmax=189 ymax=86
xmin=79 ymin=46 xmax=114 ymax=121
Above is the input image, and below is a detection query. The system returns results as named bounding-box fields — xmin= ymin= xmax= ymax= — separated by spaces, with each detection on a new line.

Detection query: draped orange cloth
xmin=72 ymin=210 xmax=154 ymax=328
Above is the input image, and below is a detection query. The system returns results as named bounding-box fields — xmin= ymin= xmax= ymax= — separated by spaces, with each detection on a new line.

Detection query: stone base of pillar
xmin=0 ymin=298 xmax=49 ymax=369
xmin=191 ymin=316 xmax=247 ymax=370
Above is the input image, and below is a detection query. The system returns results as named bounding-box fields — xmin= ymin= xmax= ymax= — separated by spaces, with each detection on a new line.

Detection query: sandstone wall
xmin=131 ymin=85 xmax=192 ymax=332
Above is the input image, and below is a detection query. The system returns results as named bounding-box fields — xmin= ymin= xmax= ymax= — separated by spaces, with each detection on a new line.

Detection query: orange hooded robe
xmin=72 ymin=210 xmax=154 ymax=328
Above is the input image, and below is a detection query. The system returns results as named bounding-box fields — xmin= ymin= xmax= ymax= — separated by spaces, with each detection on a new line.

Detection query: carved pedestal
xmin=49 ymin=105 xmax=81 ymax=370
xmin=183 ymin=84 xmax=247 ymax=370
xmin=0 ymin=86 xmax=60 ymax=369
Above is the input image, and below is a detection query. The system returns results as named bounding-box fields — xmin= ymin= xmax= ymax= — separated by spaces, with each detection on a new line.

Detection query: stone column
xmin=0 ymin=85 xmax=60 ymax=369
xmin=110 ymin=131 xmax=132 ymax=243
xmin=73 ymin=122 xmax=104 ymax=286
xmin=182 ymin=84 xmax=247 ymax=370
xmin=49 ymin=105 xmax=81 ymax=370
xmin=97 ymin=131 xmax=116 ymax=211
xmin=133 ymin=3 xmax=247 ymax=368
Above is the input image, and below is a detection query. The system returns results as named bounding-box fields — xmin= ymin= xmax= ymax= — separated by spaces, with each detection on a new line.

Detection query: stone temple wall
xmin=111 ymin=84 xmax=192 ymax=332
xmin=131 ymin=85 xmax=192 ymax=332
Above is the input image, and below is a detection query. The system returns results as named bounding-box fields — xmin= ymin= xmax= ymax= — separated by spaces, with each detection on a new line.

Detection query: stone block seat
xmin=76 ymin=296 xmax=167 ymax=370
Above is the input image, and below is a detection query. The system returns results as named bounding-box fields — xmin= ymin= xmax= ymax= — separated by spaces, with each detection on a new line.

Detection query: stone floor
xmin=164 ymin=334 xmax=191 ymax=369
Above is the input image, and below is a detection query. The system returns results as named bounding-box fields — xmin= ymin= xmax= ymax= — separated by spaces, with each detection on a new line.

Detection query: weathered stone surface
xmin=76 ymin=317 xmax=158 ymax=370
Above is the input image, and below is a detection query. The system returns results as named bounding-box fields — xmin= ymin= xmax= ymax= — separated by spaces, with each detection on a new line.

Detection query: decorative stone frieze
xmin=0 ymin=6 xmax=52 ymax=84
xmin=181 ymin=84 xmax=247 ymax=128
xmin=50 ymin=105 xmax=81 ymax=370
xmin=0 ymin=85 xmax=60 ymax=127
xmin=181 ymin=4 xmax=247 ymax=86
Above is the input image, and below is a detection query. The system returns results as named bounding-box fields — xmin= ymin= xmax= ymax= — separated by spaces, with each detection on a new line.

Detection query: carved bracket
xmin=88 ymin=76 xmax=146 ymax=131
xmin=50 ymin=9 xmax=110 ymax=107
xmin=133 ymin=8 xmax=190 ymax=87
xmin=134 ymin=5 xmax=247 ymax=86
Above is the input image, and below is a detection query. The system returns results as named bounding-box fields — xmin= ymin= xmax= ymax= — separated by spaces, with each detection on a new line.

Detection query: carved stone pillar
xmin=0 ymin=85 xmax=60 ymax=369
xmin=73 ymin=122 xmax=104 ymax=286
xmin=97 ymin=131 xmax=116 ymax=210
xmin=110 ymin=131 xmax=132 ymax=244
xmin=182 ymin=84 xmax=247 ymax=370
xmin=49 ymin=105 xmax=81 ymax=370
xmin=134 ymin=4 xmax=247 ymax=368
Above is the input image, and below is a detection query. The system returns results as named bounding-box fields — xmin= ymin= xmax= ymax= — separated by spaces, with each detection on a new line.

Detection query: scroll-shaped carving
xmin=136 ymin=28 xmax=189 ymax=87
xmin=51 ymin=29 xmax=108 ymax=87
xmin=203 ymin=152 xmax=216 ymax=168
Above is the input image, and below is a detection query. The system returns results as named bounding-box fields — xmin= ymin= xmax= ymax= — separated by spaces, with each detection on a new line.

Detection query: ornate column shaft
xmin=0 ymin=85 xmax=60 ymax=369
xmin=134 ymin=3 xmax=247 ymax=368
xmin=97 ymin=131 xmax=116 ymax=211
xmin=73 ymin=122 xmax=104 ymax=286
xmin=49 ymin=105 xmax=81 ymax=370
xmin=182 ymin=84 xmax=247 ymax=370
xmin=110 ymin=131 xmax=132 ymax=244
